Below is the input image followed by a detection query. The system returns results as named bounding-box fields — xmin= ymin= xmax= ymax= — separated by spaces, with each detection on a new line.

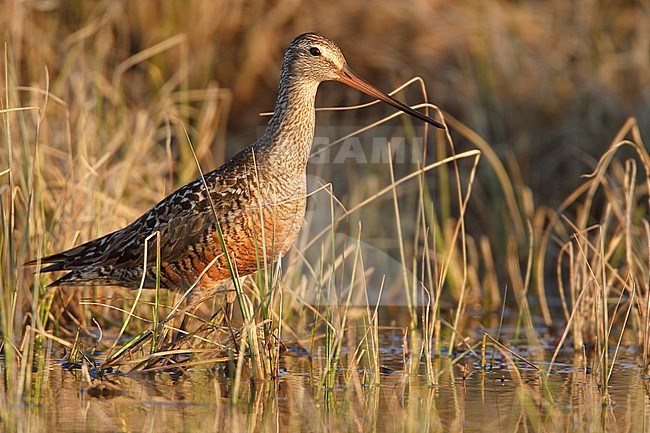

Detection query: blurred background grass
xmin=5 ymin=0 xmax=647 ymax=198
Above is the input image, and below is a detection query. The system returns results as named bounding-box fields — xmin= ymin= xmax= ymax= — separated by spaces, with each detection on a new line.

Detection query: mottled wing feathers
xmin=28 ymin=147 xmax=254 ymax=289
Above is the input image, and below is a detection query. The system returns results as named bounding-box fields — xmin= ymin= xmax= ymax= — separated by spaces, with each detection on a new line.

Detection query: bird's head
xmin=282 ymin=33 xmax=445 ymax=129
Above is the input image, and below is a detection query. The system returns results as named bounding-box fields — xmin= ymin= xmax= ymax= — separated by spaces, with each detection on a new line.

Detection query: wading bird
xmin=27 ymin=33 xmax=444 ymax=323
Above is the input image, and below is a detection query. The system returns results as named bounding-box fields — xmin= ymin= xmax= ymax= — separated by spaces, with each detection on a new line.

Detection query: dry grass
xmin=1 ymin=0 xmax=649 ymax=431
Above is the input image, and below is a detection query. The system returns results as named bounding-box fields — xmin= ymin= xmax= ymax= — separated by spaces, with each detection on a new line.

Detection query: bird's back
xmin=31 ymin=144 xmax=307 ymax=297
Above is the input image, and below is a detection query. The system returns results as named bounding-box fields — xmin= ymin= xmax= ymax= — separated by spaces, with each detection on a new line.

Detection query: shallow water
xmin=3 ymin=335 xmax=650 ymax=433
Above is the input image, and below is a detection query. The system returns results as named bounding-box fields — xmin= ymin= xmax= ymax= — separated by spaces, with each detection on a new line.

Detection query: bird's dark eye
xmin=309 ymin=47 xmax=321 ymax=56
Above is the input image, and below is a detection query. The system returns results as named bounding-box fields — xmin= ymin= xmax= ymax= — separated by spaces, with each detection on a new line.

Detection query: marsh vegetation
xmin=1 ymin=1 xmax=649 ymax=431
